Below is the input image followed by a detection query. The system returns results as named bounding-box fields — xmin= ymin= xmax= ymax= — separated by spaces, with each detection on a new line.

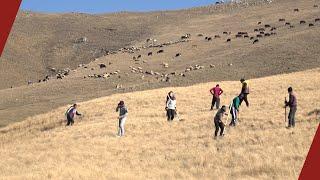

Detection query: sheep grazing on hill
xmin=205 ymin=37 xmax=212 ymax=41
xmin=181 ymin=34 xmax=191 ymax=40
xmin=237 ymin=32 xmax=248 ymax=35
xmin=175 ymin=53 xmax=182 ymax=57
xmin=244 ymin=35 xmax=249 ymax=38
xmin=137 ymin=55 xmax=142 ymax=59
xmin=214 ymin=35 xmax=221 ymax=38
xmin=157 ymin=50 xmax=164 ymax=54
xmin=279 ymin=18 xmax=286 ymax=22
xmin=259 ymin=28 xmax=265 ymax=31
xmin=309 ymin=23 xmax=314 ymax=27
xmin=146 ymin=38 xmax=157 ymax=46
xmin=314 ymin=5 xmax=318 ymax=8
xmin=258 ymin=21 xmax=262 ymax=25
xmin=265 ymin=24 xmax=271 ymax=28
xmin=256 ymin=34 xmax=263 ymax=38
xmin=146 ymin=38 xmax=157 ymax=43
xmin=270 ymin=27 xmax=277 ymax=31
xmin=264 ymin=33 xmax=271 ymax=37
xmin=235 ymin=34 xmax=242 ymax=38
xmin=254 ymin=28 xmax=259 ymax=32
xmin=285 ymin=22 xmax=291 ymax=26
xmin=253 ymin=39 xmax=259 ymax=44
xmin=300 ymin=20 xmax=306 ymax=24
xmin=99 ymin=64 xmax=106 ymax=69
xmin=226 ymin=38 xmax=231 ymax=42
xmin=315 ymin=18 xmax=320 ymax=22
xmin=57 ymin=74 xmax=64 ymax=79
xmin=294 ymin=8 xmax=299 ymax=12
xmin=148 ymin=52 xmax=153 ymax=56
xmin=197 ymin=34 xmax=204 ymax=37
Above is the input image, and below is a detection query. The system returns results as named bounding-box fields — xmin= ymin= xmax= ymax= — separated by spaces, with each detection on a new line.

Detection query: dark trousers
xmin=66 ymin=115 xmax=74 ymax=126
xmin=288 ymin=107 xmax=297 ymax=127
xmin=211 ymin=96 xmax=220 ymax=110
xmin=240 ymin=93 xmax=249 ymax=107
xmin=167 ymin=109 xmax=175 ymax=121
xmin=214 ymin=121 xmax=225 ymax=136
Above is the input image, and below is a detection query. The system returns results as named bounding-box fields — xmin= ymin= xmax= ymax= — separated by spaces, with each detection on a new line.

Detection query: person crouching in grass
xmin=214 ymin=105 xmax=228 ymax=139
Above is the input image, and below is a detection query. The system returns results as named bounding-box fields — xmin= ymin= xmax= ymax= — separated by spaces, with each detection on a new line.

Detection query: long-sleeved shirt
xmin=210 ymin=87 xmax=223 ymax=97
xmin=214 ymin=108 xmax=226 ymax=123
xmin=286 ymin=94 xmax=297 ymax=108
xmin=116 ymin=106 xmax=128 ymax=119
xmin=232 ymin=97 xmax=240 ymax=111
xmin=166 ymin=97 xmax=176 ymax=110
xmin=66 ymin=107 xmax=81 ymax=118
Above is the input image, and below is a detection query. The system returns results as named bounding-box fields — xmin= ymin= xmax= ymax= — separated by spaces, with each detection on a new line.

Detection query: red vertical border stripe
xmin=0 ymin=0 xmax=22 ymax=57
xmin=299 ymin=124 xmax=320 ymax=179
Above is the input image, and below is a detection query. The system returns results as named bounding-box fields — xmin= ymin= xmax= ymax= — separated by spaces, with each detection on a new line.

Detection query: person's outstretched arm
xmin=76 ymin=111 xmax=82 ymax=116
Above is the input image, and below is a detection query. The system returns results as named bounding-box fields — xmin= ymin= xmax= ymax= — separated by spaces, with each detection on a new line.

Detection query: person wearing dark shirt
xmin=210 ymin=84 xmax=224 ymax=110
xmin=214 ymin=105 xmax=228 ymax=138
xmin=116 ymin=100 xmax=128 ymax=137
xmin=239 ymin=78 xmax=250 ymax=107
xmin=285 ymin=87 xmax=297 ymax=128
xmin=65 ymin=104 xmax=82 ymax=126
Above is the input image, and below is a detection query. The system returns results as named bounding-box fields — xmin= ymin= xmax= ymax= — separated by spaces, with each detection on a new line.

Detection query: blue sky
xmin=21 ymin=0 xmax=219 ymax=14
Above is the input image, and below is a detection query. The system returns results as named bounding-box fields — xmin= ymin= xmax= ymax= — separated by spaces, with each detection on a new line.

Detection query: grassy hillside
xmin=0 ymin=0 xmax=319 ymax=126
xmin=0 ymin=69 xmax=319 ymax=179
xmin=0 ymin=11 xmax=159 ymax=89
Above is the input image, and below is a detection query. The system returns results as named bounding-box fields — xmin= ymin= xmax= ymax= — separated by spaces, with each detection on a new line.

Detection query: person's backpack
xmin=65 ymin=106 xmax=73 ymax=117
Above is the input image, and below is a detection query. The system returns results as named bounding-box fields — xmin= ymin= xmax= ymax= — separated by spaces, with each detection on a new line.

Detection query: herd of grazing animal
xmin=28 ymin=5 xmax=320 ymax=87
xmin=124 ymin=6 xmax=320 ymax=81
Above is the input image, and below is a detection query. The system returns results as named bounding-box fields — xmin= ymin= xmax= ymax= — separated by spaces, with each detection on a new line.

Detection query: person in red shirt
xmin=210 ymin=84 xmax=224 ymax=110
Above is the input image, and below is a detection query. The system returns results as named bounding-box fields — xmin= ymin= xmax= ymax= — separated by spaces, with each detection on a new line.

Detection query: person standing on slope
xmin=65 ymin=104 xmax=82 ymax=126
xmin=210 ymin=84 xmax=224 ymax=110
xmin=116 ymin=100 xmax=128 ymax=137
xmin=214 ymin=105 xmax=228 ymax=138
xmin=285 ymin=87 xmax=297 ymax=128
xmin=229 ymin=95 xmax=241 ymax=126
xmin=239 ymin=78 xmax=250 ymax=107
xmin=166 ymin=91 xmax=177 ymax=121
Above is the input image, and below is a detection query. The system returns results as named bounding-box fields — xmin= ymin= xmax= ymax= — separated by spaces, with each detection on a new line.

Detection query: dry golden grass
xmin=0 ymin=69 xmax=319 ymax=179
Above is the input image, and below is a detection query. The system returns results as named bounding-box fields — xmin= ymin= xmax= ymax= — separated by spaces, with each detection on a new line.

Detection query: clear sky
xmin=21 ymin=0 xmax=219 ymax=14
